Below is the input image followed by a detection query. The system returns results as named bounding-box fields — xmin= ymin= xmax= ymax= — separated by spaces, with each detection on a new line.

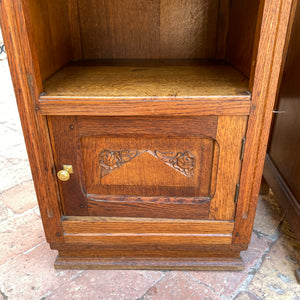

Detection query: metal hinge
xmin=240 ymin=137 xmax=246 ymax=161
xmin=234 ymin=183 xmax=240 ymax=204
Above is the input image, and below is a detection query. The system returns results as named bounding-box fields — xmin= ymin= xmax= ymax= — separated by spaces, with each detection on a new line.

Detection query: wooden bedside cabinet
xmin=0 ymin=0 xmax=296 ymax=270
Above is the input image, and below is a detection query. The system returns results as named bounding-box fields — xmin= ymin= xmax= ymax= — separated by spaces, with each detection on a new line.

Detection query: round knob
xmin=57 ymin=170 xmax=70 ymax=181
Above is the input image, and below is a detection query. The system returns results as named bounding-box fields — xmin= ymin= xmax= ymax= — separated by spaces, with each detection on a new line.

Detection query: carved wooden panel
xmin=81 ymin=136 xmax=218 ymax=198
xmin=99 ymin=149 xmax=196 ymax=178
xmin=48 ymin=116 xmax=246 ymax=220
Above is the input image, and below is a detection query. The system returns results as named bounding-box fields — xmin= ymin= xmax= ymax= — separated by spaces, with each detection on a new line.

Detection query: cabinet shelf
xmin=42 ymin=60 xmax=249 ymax=100
xmin=39 ymin=60 xmax=251 ymax=116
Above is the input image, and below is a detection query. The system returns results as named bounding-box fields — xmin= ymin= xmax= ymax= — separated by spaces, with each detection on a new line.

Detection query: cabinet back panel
xmin=77 ymin=0 xmax=220 ymax=59
xmin=26 ymin=0 xmax=73 ymax=81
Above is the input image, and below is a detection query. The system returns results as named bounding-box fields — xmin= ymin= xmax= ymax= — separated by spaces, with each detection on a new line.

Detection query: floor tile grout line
xmin=0 ymin=203 xmax=45 ymax=266
xmin=229 ymin=228 xmax=282 ymax=300
xmin=0 ymin=288 xmax=8 ymax=300
xmin=0 ymin=154 xmax=9 ymax=162
xmin=39 ymin=291 xmax=52 ymax=300
xmin=23 ymin=241 xmax=47 ymax=255
xmin=39 ymin=270 xmax=88 ymax=299
xmin=0 ymin=178 xmax=34 ymax=195
xmin=2 ymin=125 xmax=23 ymax=132
xmin=0 ymin=142 xmax=26 ymax=152
xmin=0 ymin=141 xmax=25 ymax=153
xmin=0 ymin=203 xmax=39 ymax=223
xmin=184 ymin=271 xmax=221 ymax=296
xmin=183 ymin=225 xmax=282 ymax=300
xmin=0 ymin=241 xmax=46 ymax=267
xmin=0 ymin=205 xmax=39 ymax=225
xmin=70 ymin=270 xmax=85 ymax=281
xmin=136 ymin=271 xmax=169 ymax=300
xmin=0 ymin=201 xmax=14 ymax=219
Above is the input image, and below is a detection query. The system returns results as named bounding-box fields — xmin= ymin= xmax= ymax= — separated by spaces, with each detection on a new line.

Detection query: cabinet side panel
xmin=233 ymin=0 xmax=295 ymax=244
xmin=26 ymin=0 xmax=73 ymax=80
xmin=216 ymin=0 xmax=231 ymax=59
xmin=226 ymin=0 xmax=260 ymax=78
xmin=66 ymin=0 xmax=83 ymax=61
xmin=0 ymin=0 xmax=64 ymax=242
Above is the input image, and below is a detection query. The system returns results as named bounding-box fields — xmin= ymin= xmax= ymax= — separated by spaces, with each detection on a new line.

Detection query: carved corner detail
xmin=99 ymin=149 xmax=196 ymax=177
xmin=99 ymin=149 xmax=141 ymax=177
xmin=153 ymin=151 xmax=196 ymax=177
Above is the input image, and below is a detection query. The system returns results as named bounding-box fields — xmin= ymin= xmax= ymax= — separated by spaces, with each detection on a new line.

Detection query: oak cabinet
xmin=0 ymin=0 xmax=295 ymax=270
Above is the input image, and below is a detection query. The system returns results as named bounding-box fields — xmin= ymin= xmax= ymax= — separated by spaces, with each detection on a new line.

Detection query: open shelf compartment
xmin=23 ymin=0 xmax=260 ymax=108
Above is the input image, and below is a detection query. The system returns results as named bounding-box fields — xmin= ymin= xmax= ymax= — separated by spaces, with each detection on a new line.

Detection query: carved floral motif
xmin=99 ymin=149 xmax=196 ymax=177
xmin=99 ymin=150 xmax=140 ymax=177
xmin=154 ymin=151 xmax=196 ymax=177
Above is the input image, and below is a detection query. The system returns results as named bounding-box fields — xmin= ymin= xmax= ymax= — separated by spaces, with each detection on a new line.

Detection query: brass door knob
xmin=57 ymin=170 xmax=70 ymax=181
xmin=57 ymin=165 xmax=73 ymax=182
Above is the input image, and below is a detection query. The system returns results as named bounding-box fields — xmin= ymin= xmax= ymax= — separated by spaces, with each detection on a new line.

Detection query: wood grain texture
xmin=47 ymin=115 xmax=246 ymax=221
xmin=248 ymin=0 xmax=266 ymax=92
xmin=62 ymin=217 xmax=234 ymax=234
xmin=51 ymin=242 xmax=248 ymax=258
xmin=78 ymin=116 xmax=217 ymax=219
xmin=77 ymin=0 xmax=219 ymax=59
xmin=52 ymin=239 xmax=246 ymax=269
xmin=216 ymin=0 xmax=230 ymax=59
xmin=159 ymin=0 xmax=219 ymax=59
xmin=87 ymin=201 xmax=210 ymax=220
xmin=78 ymin=116 xmax=218 ymax=138
xmin=26 ymin=0 xmax=72 ymax=80
xmin=63 ymin=232 xmax=232 ymax=245
xmin=48 ymin=116 xmax=219 ymax=218
xmin=47 ymin=116 xmax=88 ymax=215
xmin=271 ymin=0 xmax=298 ymax=100
xmin=54 ymin=256 xmax=244 ymax=271
xmin=226 ymin=0 xmax=261 ymax=78
xmin=39 ymin=61 xmax=251 ymax=116
xmin=86 ymin=196 xmax=209 ymax=205
xmin=81 ymin=137 xmax=216 ymax=198
xmin=66 ymin=0 xmax=83 ymax=60
xmin=233 ymin=0 xmax=296 ymax=244
xmin=42 ymin=61 xmax=249 ymax=98
xmin=78 ymin=0 xmax=160 ymax=59
xmin=209 ymin=116 xmax=248 ymax=220
xmin=39 ymin=98 xmax=251 ymax=117
xmin=0 ymin=0 xmax=64 ymax=242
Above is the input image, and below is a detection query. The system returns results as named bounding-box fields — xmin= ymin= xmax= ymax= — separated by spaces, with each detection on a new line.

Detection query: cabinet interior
xmin=25 ymin=0 xmax=261 ymax=100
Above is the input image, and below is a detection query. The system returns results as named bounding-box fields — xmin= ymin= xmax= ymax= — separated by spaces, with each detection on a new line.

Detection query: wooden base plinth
xmin=54 ymin=256 xmax=244 ymax=271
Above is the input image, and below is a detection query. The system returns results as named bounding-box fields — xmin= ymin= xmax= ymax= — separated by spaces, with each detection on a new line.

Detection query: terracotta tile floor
xmin=1 ymin=55 xmax=300 ymax=300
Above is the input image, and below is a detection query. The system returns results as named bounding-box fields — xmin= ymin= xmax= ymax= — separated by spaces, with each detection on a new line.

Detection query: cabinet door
xmin=48 ymin=116 xmax=247 ymax=220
